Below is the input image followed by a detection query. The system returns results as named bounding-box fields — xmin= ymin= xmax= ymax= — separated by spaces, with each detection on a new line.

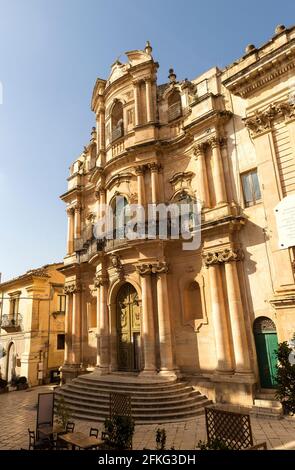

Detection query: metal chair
xmin=28 ymin=429 xmax=53 ymax=450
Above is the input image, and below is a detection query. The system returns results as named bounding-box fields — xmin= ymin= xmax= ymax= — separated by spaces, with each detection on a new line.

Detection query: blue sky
xmin=0 ymin=0 xmax=294 ymax=281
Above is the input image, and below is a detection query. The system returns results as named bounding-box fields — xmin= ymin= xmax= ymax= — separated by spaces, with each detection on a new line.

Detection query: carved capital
xmin=203 ymin=248 xmax=244 ymax=266
xmin=64 ymin=282 xmax=81 ymax=294
xmin=243 ymin=101 xmax=295 ymax=137
xmin=94 ymin=274 xmax=109 ymax=288
xmin=135 ymin=165 xmax=147 ymax=176
xmin=194 ymin=142 xmax=207 ymax=158
xmin=66 ymin=206 xmax=74 ymax=216
xmin=149 ymin=162 xmax=161 ymax=173
xmin=151 ymin=261 xmax=169 ymax=274
xmin=136 ymin=263 xmax=152 ymax=276
xmin=208 ymin=136 xmax=222 ymax=149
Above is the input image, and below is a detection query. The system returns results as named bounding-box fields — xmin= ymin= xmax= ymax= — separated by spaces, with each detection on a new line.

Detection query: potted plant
xmin=55 ymin=396 xmax=71 ymax=429
xmin=0 ymin=378 xmax=8 ymax=394
xmin=102 ymin=414 xmax=135 ymax=450
xmin=275 ymin=335 xmax=295 ymax=416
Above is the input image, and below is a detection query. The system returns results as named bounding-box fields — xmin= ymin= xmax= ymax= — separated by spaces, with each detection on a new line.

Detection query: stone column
xmin=98 ymin=106 xmax=105 ymax=150
xmin=145 ymin=78 xmax=153 ymax=123
xmin=136 ymin=263 xmax=157 ymax=374
xmin=149 ymin=163 xmax=160 ymax=205
xmin=66 ymin=207 xmax=74 ymax=254
xmin=195 ymin=143 xmax=210 ymax=208
xmin=203 ymin=252 xmax=233 ymax=373
xmin=64 ymin=288 xmax=73 ymax=364
xmin=95 ymin=279 xmax=101 ymax=367
xmin=221 ymin=249 xmax=252 ymax=374
xmin=133 ymin=80 xmax=141 ymax=126
xmin=209 ymin=137 xmax=227 ymax=205
xmin=74 ymin=204 xmax=81 ymax=239
xmin=153 ymin=262 xmax=176 ymax=375
xmin=71 ymin=283 xmax=82 ymax=365
xmin=135 ymin=165 xmax=146 ymax=207
xmin=95 ymin=273 xmax=109 ymax=373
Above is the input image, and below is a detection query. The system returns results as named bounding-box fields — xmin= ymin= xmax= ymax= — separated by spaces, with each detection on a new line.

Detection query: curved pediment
xmin=125 ymin=49 xmax=152 ymax=66
xmin=107 ymin=61 xmax=130 ymax=86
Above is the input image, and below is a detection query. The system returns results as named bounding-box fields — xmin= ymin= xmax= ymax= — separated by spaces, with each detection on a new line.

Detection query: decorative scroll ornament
xmin=94 ymin=274 xmax=109 ymax=288
xmin=136 ymin=261 xmax=169 ymax=276
xmin=244 ymin=101 xmax=295 ymax=137
xmin=64 ymin=282 xmax=81 ymax=294
xmin=203 ymin=248 xmax=244 ymax=266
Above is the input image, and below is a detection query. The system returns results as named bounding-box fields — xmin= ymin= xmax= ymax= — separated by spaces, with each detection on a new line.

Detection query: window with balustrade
xmin=111 ymin=100 xmax=124 ymax=142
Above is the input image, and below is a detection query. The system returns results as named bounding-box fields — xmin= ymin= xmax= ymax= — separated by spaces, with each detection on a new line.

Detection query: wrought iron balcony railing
xmin=0 ymin=314 xmax=22 ymax=331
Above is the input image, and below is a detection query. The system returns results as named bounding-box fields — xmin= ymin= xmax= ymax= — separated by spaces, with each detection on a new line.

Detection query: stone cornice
xmin=203 ymin=248 xmax=244 ymax=266
xmin=244 ymin=100 xmax=295 ymax=137
xmin=222 ymin=39 xmax=295 ymax=98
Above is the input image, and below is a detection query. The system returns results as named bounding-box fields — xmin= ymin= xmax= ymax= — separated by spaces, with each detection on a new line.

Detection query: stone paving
xmin=0 ymin=385 xmax=295 ymax=450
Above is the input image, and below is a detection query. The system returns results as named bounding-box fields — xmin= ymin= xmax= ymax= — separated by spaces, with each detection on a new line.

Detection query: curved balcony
xmin=0 ymin=314 xmax=22 ymax=332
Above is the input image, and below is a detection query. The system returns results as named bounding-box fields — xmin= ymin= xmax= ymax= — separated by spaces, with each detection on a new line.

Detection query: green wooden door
xmin=254 ymin=331 xmax=278 ymax=388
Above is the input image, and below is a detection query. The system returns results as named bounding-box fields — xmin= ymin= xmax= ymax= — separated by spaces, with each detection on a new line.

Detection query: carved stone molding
xmin=203 ymin=248 xmax=244 ymax=266
xmin=136 ymin=261 xmax=169 ymax=276
xmin=169 ymin=171 xmax=194 ymax=186
xmin=105 ymin=172 xmax=133 ymax=190
xmin=94 ymin=274 xmax=109 ymax=288
xmin=244 ymin=101 xmax=295 ymax=137
xmin=64 ymin=282 xmax=82 ymax=294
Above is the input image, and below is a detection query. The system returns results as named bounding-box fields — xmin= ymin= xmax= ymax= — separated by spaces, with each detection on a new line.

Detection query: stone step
xmin=60 ymin=382 xmax=196 ymax=398
xmin=57 ymin=387 xmax=200 ymax=404
xmin=57 ymin=374 xmax=211 ymax=423
xmin=251 ymin=396 xmax=283 ymax=419
xmin=59 ymin=401 xmax=209 ymax=424
xmin=74 ymin=376 xmax=186 ymax=392
xmin=57 ymin=390 xmax=205 ymax=409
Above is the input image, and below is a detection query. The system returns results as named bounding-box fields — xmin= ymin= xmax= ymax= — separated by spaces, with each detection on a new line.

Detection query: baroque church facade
xmin=60 ymin=24 xmax=295 ymax=408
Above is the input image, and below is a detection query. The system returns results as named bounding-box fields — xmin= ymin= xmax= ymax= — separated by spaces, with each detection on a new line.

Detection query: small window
xmin=168 ymin=90 xmax=182 ymax=122
xmin=57 ymin=334 xmax=65 ymax=350
xmin=58 ymin=295 xmax=66 ymax=313
xmin=241 ymin=169 xmax=262 ymax=207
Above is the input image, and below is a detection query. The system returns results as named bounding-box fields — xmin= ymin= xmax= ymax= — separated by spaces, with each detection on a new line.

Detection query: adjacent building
xmin=0 ymin=263 xmax=65 ymax=387
xmin=60 ymin=24 xmax=295 ymax=408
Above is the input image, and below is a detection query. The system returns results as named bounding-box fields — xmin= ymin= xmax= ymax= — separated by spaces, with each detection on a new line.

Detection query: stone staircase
xmin=55 ymin=372 xmax=211 ymax=424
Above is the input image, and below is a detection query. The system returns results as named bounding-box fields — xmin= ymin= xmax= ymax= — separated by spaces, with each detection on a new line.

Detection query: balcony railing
xmin=168 ymin=102 xmax=182 ymax=122
xmin=0 ymin=314 xmax=22 ymax=332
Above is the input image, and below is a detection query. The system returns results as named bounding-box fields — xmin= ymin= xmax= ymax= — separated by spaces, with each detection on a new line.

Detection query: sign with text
xmin=274 ymin=194 xmax=295 ymax=249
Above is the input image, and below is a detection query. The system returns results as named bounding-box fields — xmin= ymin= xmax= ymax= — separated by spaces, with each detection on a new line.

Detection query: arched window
xmin=111 ymin=195 xmax=128 ymax=239
xmin=111 ymin=101 xmax=124 ymax=142
xmin=168 ymin=90 xmax=182 ymax=122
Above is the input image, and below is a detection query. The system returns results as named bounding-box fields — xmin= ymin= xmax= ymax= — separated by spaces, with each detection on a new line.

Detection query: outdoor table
xmin=58 ymin=431 xmax=103 ymax=450
xmin=38 ymin=424 xmax=65 ymax=438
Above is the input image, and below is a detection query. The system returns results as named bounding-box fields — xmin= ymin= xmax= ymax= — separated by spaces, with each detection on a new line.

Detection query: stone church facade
xmin=60 ymin=24 xmax=295 ymax=407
